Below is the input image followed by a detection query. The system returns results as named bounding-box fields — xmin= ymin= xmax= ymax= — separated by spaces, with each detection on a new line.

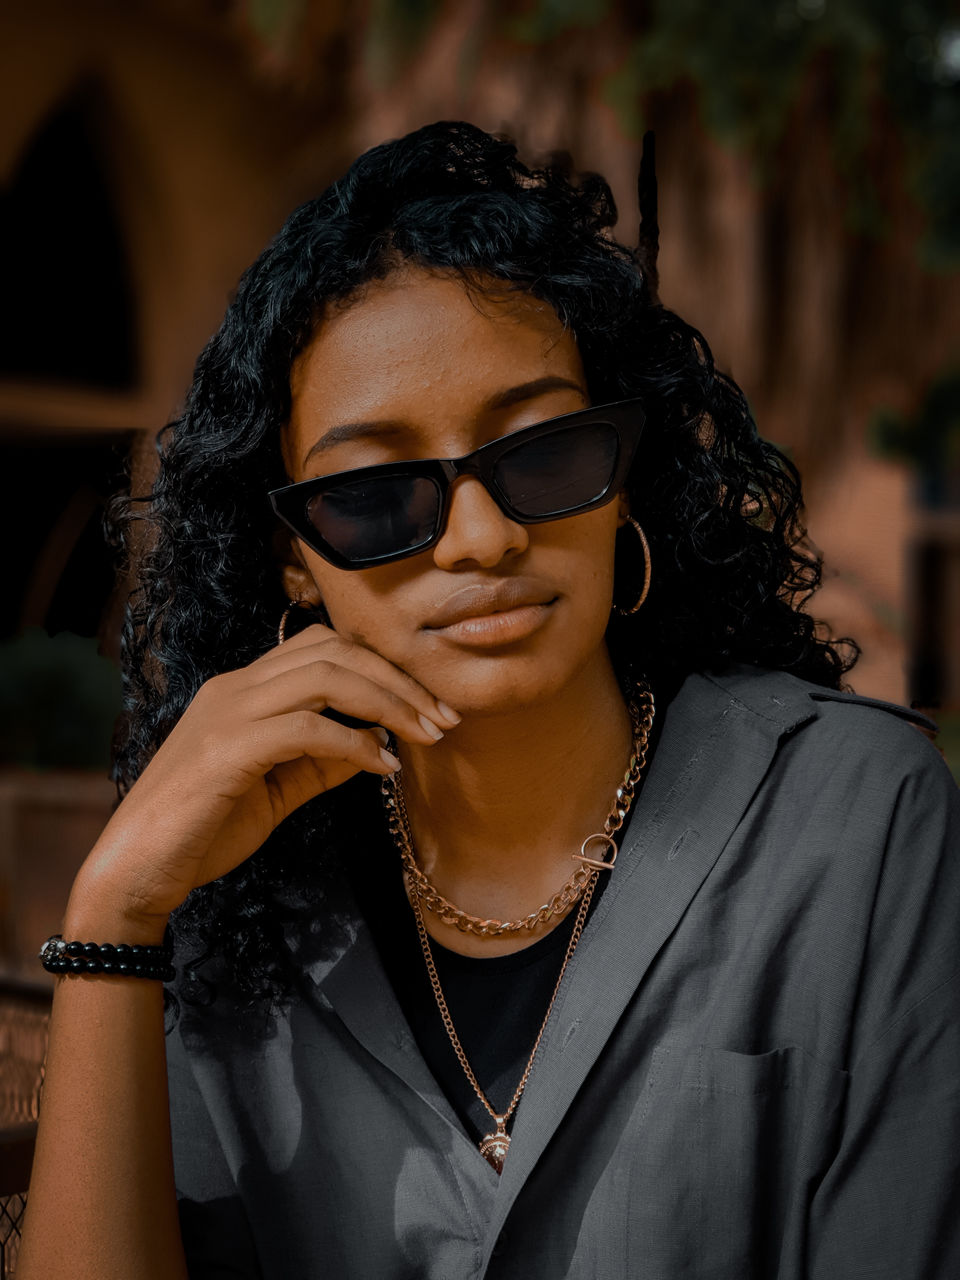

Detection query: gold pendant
xmin=479 ymin=1119 xmax=510 ymax=1174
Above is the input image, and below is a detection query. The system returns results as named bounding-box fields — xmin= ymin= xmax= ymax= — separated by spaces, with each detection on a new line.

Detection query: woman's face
xmin=280 ymin=266 xmax=627 ymax=716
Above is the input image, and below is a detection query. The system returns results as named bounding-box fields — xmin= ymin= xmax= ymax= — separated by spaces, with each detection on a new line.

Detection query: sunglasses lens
xmin=493 ymin=422 xmax=620 ymax=517
xmin=306 ymin=474 xmax=441 ymax=563
xmin=289 ymin=416 xmax=633 ymax=566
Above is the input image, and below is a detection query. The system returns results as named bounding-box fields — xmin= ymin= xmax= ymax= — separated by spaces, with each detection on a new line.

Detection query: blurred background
xmin=0 ymin=0 xmax=958 ymax=1266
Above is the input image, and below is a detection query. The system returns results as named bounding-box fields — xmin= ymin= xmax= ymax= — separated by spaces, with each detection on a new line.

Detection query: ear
xmin=272 ymin=527 xmax=323 ymax=608
xmin=616 ymin=492 xmax=631 ymax=527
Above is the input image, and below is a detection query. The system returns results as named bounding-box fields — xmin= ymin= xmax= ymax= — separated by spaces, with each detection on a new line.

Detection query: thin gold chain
xmin=381 ymin=678 xmax=656 ymax=1168
xmin=381 ymin=682 xmax=654 ymax=937
xmin=409 ymin=869 xmax=598 ymax=1132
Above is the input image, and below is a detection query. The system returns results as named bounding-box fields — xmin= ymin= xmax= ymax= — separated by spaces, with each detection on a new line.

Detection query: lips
xmin=423 ymin=579 xmax=559 ymax=629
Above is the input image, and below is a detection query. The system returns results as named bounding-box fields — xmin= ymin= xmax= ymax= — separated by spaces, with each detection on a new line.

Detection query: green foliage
xmin=0 ymin=628 xmax=121 ymax=771
xmin=506 ymin=0 xmax=613 ymax=44
xmin=871 ymin=370 xmax=960 ymax=506
xmin=608 ymin=3 xmax=829 ymax=156
xmin=604 ymin=0 xmax=960 ymax=264
xmin=240 ymin=0 xmax=960 ymax=266
xmin=933 ymin=709 xmax=960 ymax=783
xmin=365 ymin=0 xmax=444 ymax=84
xmin=245 ymin=0 xmax=307 ymax=44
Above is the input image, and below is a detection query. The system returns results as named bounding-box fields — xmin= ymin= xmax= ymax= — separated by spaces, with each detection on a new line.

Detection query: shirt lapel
xmin=488 ymin=667 xmax=818 ymax=1222
xmin=295 ymin=858 xmax=497 ymax=1172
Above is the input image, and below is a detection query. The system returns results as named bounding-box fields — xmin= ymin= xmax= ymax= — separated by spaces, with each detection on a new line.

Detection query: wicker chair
xmin=0 ymin=979 xmax=50 ymax=1279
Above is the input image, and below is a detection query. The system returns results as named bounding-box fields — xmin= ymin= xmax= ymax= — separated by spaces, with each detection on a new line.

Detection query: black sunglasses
xmin=268 ymin=396 xmax=645 ymax=570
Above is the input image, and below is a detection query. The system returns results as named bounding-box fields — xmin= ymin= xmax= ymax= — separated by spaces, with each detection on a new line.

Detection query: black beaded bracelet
xmin=39 ymin=935 xmax=176 ymax=982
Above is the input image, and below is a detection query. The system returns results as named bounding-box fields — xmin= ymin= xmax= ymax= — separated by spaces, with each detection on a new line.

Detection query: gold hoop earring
xmin=278 ymin=599 xmax=303 ymax=645
xmin=612 ymin=517 xmax=652 ymax=616
xmin=278 ymin=598 xmax=328 ymax=644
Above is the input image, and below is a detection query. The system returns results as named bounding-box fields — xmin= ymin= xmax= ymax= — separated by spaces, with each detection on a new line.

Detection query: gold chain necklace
xmin=409 ymin=869 xmax=597 ymax=1173
xmin=379 ymin=682 xmax=656 ymax=1173
xmin=381 ymin=682 xmax=654 ymax=937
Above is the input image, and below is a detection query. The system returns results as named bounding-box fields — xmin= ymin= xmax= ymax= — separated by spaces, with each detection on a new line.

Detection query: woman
xmin=20 ymin=121 xmax=959 ymax=1279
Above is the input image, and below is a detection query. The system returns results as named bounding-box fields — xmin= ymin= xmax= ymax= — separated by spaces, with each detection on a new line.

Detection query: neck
xmin=393 ymin=651 xmax=639 ymax=950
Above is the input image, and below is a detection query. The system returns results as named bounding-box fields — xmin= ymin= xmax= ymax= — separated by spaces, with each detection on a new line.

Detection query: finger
xmin=260 ymin=754 xmax=363 ymax=814
xmin=317 ymin=705 xmax=382 ymax=732
xmin=239 ymin=710 xmax=401 ymax=780
xmin=237 ymin=662 xmax=449 ymax=746
xmin=247 ymin=625 xmax=460 ymax=728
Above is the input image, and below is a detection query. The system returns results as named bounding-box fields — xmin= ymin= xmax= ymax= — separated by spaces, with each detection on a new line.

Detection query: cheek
xmin=316 ymin=580 xmax=382 ymax=643
xmin=306 ymin=556 xmax=415 ymax=655
xmin=555 ymin=510 xmax=620 ymax=596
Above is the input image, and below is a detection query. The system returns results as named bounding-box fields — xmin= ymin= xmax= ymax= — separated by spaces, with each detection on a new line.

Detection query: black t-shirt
xmin=355 ymin=840 xmax=613 ymax=1144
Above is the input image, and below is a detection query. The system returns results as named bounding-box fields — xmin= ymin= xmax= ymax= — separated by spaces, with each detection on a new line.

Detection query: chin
xmin=419 ymin=650 xmax=591 ymax=719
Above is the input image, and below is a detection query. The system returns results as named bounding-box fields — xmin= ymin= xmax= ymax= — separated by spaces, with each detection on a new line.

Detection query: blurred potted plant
xmin=0 ymin=628 xmax=120 ymax=975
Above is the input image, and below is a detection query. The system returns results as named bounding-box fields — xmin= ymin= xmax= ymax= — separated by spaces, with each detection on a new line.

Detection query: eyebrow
xmin=300 ymin=375 xmax=587 ymax=468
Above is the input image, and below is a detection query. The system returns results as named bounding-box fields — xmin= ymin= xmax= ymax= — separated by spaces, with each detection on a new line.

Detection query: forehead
xmin=284 ymin=268 xmax=585 ymax=471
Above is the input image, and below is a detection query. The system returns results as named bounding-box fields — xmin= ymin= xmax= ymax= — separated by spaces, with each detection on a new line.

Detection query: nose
xmin=431 ymin=475 xmax=529 ymax=570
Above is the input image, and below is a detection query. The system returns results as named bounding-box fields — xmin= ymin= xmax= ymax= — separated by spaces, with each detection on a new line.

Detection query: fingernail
xmin=417 ymin=713 xmax=444 ymax=741
xmin=373 ymin=726 xmax=390 ymax=747
xmin=435 ymin=701 xmax=461 ymax=725
xmin=379 ymin=748 xmax=401 ymax=771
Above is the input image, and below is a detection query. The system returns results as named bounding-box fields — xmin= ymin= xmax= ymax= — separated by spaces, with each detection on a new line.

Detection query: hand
xmin=71 ymin=623 xmax=459 ymax=931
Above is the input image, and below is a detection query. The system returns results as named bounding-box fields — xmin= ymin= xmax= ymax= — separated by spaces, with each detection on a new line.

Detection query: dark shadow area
xmin=1 ymin=431 xmax=132 ymax=642
xmin=0 ymin=79 xmax=138 ymax=389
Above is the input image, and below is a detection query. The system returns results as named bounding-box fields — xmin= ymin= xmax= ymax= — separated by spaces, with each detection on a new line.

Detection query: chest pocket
xmin=627 ymin=1042 xmax=849 ymax=1280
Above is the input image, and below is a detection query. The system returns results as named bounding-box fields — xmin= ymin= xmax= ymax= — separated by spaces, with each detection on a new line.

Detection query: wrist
xmin=64 ymin=865 xmax=172 ymax=948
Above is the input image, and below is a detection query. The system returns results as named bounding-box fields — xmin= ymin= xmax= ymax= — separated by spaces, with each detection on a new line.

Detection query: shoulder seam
xmin=808 ymin=689 xmax=939 ymax=734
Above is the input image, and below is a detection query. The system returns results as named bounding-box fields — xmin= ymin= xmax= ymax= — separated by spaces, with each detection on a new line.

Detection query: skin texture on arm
xmin=17 ymin=893 xmax=188 ymax=1280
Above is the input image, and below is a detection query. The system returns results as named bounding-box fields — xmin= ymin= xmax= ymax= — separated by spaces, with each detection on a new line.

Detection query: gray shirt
xmin=166 ymin=664 xmax=960 ymax=1278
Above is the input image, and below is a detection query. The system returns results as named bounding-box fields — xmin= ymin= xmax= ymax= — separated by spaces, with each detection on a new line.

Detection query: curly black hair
xmin=106 ymin=120 xmax=858 ymax=1014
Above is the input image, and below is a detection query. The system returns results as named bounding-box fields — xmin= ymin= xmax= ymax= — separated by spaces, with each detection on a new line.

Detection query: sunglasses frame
xmin=268 ymin=395 xmax=646 ymax=570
